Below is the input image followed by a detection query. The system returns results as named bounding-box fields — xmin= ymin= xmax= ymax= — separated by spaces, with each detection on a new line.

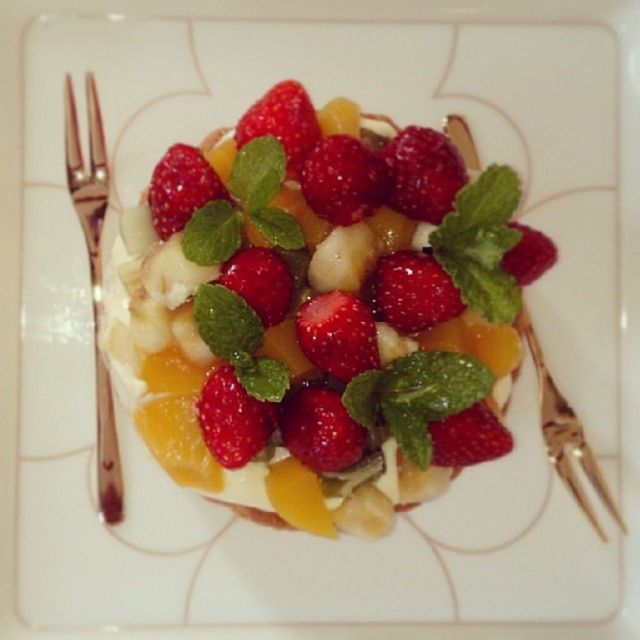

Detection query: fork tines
xmin=64 ymin=72 xmax=108 ymax=191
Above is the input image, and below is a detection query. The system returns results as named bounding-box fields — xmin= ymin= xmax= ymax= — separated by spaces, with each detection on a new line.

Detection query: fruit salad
xmin=102 ymin=80 xmax=557 ymax=539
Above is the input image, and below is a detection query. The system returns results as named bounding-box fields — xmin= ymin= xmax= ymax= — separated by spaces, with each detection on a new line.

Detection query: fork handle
xmin=88 ymin=244 xmax=124 ymax=525
xmin=94 ymin=340 xmax=124 ymax=524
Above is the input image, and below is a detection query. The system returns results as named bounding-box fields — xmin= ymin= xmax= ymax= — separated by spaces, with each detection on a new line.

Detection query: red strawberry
xmin=301 ymin=135 xmax=389 ymax=226
xmin=281 ymin=387 xmax=367 ymax=472
xmin=378 ymin=126 xmax=467 ymax=224
xmin=235 ymin=79 xmax=321 ymax=178
xmin=148 ymin=143 xmax=230 ymax=241
xmin=428 ymin=402 xmax=514 ymax=467
xmin=218 ymin=247 xmax=293 ymax=327
xmin=296 ymin=290 xmax=380 ymax=383
xmin=372 ymin=250 xmax=465 ymax=333
xmin=501 ymin=222 xmax=558 ymax=285
xmin=197 ymin=366 xmax=278 ymax=469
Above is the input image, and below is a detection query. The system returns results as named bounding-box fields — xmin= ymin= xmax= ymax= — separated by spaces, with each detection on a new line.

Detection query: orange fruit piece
xmin=417 ymin=315 xmax=468 ymax=354
xmin=204 ymin=138 xmax=237 ymax=184
xmin=316 ymin=97 xmax=361 ymax=138
xmin=462 ymin=313 xmax=522 ymax=378
xmin=140 ymin=345 xmax=210 ymax=395
xmin=260 ymin=317 xmax=315 ymax=382
xmin=265 ymin=457 xmax=337 ymax=538
xmin=271 ymin=186 xmax=332 ymax=247
xmin=367 ymin=206 xmax=418 ymax=255
xmin=134 ymin=394 xmax=224 ymax=492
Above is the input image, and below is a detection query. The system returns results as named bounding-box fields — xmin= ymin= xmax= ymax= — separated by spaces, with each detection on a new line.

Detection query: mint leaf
xmin=235 ymin=356 xmax=290 ymax=402
xmin=434 ymin=226 xmax=521 ymax=271
xmin=193 ymin=284 xmax=263 ymax=360
xmin=342 ymin=370 xmax=385 ymax=429
xmin=436 ymin=251 xmax=522 ymax=324
xmin=228 ymin=136 xmax=286 ymax=213
xmin=229 ymin=350 xmax=254 ymax=369
xmin=451 ymin=164 xmax=520 ymax=229
xmin=381 ymin=402 xmax=433 ymax=470
xmin=380 ymin=351 xmax=494 ymax=419
xmin=430 ymin=164 xmax=523 ymax=323
xmin=249 ymin=207 xmax=305 ymax=249
xmin=181 ymin=200 xmax=242 ymax=265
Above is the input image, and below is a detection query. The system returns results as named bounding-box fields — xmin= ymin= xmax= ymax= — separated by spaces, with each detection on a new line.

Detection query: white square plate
xmin=12 ymin=3 xmax=640 ymax=638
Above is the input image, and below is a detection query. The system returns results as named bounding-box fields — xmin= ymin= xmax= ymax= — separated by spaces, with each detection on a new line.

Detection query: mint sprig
xmin=181 ymin=201 xmax=243 ymax=265
xmin=194 ymin=284 xmax=263 ymax=360
xmin=235 ymin=357 xmax=290 ymax=402
xmin=342 ymin=352 xmax=494 ymax=469
xmin=182 ymin=136 xmax=304 ymax=268
xmin=228 ymin=136 xmax=286 ymax=213
xmin=250 ymin=207 xmax=305 ymax=250
xmin=430 ymin=164 xmax=523 ymax=323
xmin=227 ymin=136 xmax=305 ymax=249
xmin=381 ymin=402 xmax=434 ymax=471
xmin=380 ymin=351 xmax=494 ymax=419
xmin=342 ymin=370 xmax=385 ymax=429
xmin=193 ymin=283 xmax=290 ymax=402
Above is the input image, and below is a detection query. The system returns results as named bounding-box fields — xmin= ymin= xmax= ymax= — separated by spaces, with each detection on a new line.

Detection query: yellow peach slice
xmin=134 ymin=394 xmax=224 ymax=493
xmin=265 ymin=457 xmax=337 ymax=538
xmin=140 ymin=344 xmax=210 ymax=395
xmin=317 ymin=97 xmax=361 ymax=138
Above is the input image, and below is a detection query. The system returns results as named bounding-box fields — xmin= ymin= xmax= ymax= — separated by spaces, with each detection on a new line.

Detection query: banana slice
xmin=397 ymin=450 xmax=452 ymax=505
xmin=375 ymin=322 xmax=418 ymax=366
xmin=129 ymin=289 xmax=173 ymax=354
xmin=308 ymin=222 xmax=381 ymax=293
xmin=140 ymin=232 xmax=220 ymax=309
xmin=119 ymin=204 xmax=158 ymax=256
xmin=171 ymin=302 xmax=219 ymax=368
xmin=331 ymin=483 xmax=395 ymax=540
xmin=117 ymin=257 xmax=143 ymax=296
xmin=410 ymin=222 xmax=438 ymax=252
xmin=104 ymin=318 xmax=143 ymax=374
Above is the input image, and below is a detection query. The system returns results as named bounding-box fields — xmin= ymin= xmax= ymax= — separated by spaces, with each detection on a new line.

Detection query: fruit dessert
xmin=102 ymin=80 xmax=557 ymax=539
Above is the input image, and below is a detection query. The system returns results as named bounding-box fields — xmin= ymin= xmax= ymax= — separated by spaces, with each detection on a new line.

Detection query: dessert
xmin=102 ymin=80 xmax=557 ymax=539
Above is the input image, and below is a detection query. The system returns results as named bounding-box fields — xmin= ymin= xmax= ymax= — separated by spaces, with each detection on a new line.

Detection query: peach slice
xmin=134 ymin=394 xmax=224 ymax=493
xmin=265 ymin=457 xmax=337 ymax=538
xmin=417 ymin=316 xmax=468 ymax=354
xmin=367 ymin=206 xmax=418 ymax=255
xmin=462 ymin=312 xmax=522 ymax=378
xmin=140 ymin=344 xmax=210 ymax=395
xmin=317 ymin=97 xmax=361 ymax=138
xmin=204 ymin=138 xmax=237 ymax=184
xmin=271 ymin=186 xmax=332 ymax=248
xmin=260 ymin=317 xmax=315 ymax=381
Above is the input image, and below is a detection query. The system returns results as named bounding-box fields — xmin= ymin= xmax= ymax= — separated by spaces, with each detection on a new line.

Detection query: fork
xmin=64 ymin=72 xmax=124 ymax=525
xmin=443 ymin=114 xmax=626 ymax=541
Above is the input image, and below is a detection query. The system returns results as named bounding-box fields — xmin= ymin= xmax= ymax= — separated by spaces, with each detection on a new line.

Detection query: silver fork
xmin=64 ymin=72 xmax=124 ymax=525
xmin=443 ymin=114 xmax=626 ymax=541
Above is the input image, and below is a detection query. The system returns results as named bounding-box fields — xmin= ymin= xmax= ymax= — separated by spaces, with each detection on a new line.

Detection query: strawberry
xmin=372 ymin=250 xmax=465 ymax=333
xmin=428 ymin=401 xmax=514 ymax=467
xmin=235 ymin=79 xmax=321 ymax=178
xmin=197 ymin=366 xmax=278 ymax=469
xmin=378 ymin=126 xmax=467 ymax=224
xmin=296 ymin=290 xmax=380 ymax=383
xmin=281 ymin=387 xmax=367 ymax=472
xmin=218 ymin=247 xmax=293 ymax=327
xmin=148 ymin=143 xmax=230 ymax=241
xmin=301 ymin=135 xmax=389 ymax=226
xmin=501 ymin=222 xmax=558 ymax=285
